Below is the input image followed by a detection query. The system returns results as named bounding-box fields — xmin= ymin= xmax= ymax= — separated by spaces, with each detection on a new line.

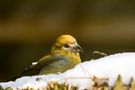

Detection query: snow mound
xmin=1 ymin=52 xmax=135 ymax=90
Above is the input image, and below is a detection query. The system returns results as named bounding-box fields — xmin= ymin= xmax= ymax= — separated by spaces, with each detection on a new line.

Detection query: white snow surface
xmin=1 ymin=52 xmax=135 ymax=90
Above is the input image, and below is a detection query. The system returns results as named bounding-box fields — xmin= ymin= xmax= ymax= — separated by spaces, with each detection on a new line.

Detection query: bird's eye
xmin=64 ymin=44 xmax=69 ymax=48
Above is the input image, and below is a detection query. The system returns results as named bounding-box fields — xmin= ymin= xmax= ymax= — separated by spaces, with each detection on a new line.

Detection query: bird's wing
xmin=21 ymin=55 xmax=68 ymax=75
xmin=9 ymin=55 xmax=67 ymax=81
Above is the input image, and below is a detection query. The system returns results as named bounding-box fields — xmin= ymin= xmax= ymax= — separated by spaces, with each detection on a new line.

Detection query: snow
xmin=1 ymin=52 xmax=135 ymax=90
xmin=32 ymin=62 xmax=38 ymax=65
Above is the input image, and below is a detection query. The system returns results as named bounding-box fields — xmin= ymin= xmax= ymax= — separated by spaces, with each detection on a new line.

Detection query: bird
xmin=10 ymin=35 xmax=82 ymax=80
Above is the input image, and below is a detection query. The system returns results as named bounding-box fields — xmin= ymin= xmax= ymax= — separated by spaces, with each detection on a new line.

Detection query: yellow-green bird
xmin=11 ymin=35 xmax=82 ymax=79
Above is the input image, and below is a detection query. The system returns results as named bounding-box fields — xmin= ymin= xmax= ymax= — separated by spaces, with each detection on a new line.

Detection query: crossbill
xmin=11 ymin=35 xmax=82 ymax=79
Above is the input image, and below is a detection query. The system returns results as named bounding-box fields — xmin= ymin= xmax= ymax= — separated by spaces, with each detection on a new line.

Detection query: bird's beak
xmin=74 ymin=44 xmax=83 ymax=53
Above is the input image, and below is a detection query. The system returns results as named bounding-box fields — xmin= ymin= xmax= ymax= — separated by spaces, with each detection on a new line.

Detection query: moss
xmin=47 ymin=82 xmax=78 ymax=90
xmin=129 ymin=78 xmax=135 ymax=90
xmin=112 ymin=75 xmax=126 ymax=90
xmin=0 ymin=86 xmax=4 ymax=90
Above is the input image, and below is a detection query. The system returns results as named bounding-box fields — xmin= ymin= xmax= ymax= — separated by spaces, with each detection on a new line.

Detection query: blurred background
xmin=1 ymin=0 xmax=135 ymax=81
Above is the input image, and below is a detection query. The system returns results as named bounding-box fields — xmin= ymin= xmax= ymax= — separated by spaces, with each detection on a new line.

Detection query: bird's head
xmin=51 ymin=35 xmax=82 ymax=56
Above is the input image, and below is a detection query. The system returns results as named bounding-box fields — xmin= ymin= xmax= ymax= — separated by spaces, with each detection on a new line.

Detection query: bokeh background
xmin=1 ymin=0 xmax=135 ymax=81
